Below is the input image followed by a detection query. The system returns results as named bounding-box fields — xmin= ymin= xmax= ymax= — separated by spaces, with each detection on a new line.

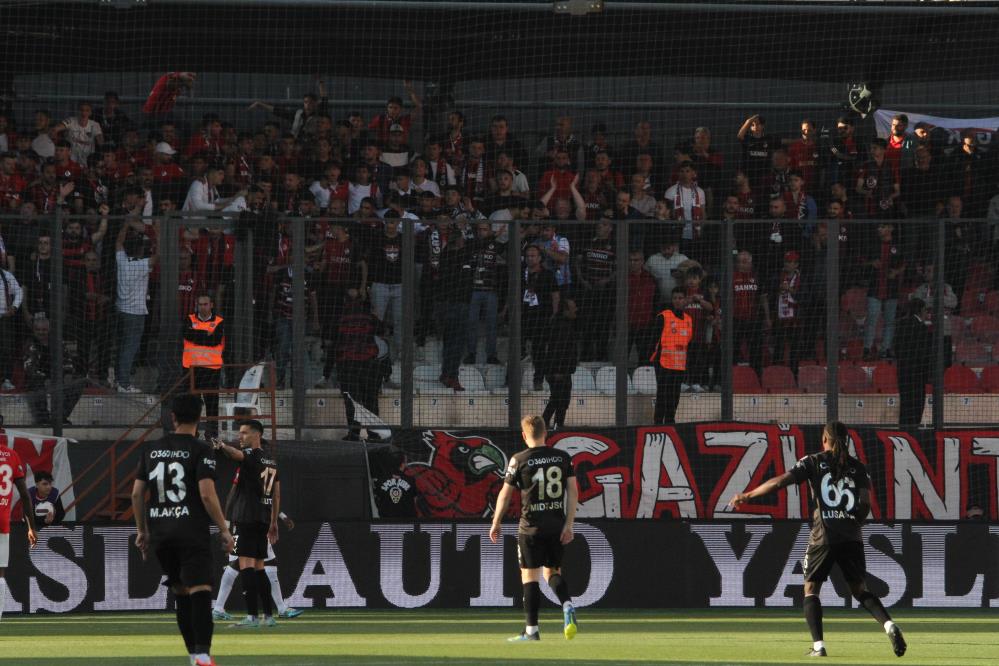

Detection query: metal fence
xmin=1 ymin=213 xmax=997 ymax=437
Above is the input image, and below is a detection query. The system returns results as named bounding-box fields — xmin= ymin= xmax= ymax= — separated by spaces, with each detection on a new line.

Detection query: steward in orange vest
xmin=651 ymin=287 xmax=691 ymax=424
xmin=183 ymin=294 xmax=225 ymax=435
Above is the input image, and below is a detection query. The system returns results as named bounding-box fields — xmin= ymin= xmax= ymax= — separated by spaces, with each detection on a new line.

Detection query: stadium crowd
xmin=1 ymin=73 xmax=998 ymax=411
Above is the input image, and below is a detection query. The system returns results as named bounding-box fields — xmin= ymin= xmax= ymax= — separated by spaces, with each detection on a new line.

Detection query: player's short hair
xmin=521 ymin=415 xmax=547 ymax=441
xmin=34 ymin=470 xmax=54 ymax=484
xmin=171 ymin=393 xmax=203 ymax=425
xmin=241 ymin=419 xmax=265 ymax=435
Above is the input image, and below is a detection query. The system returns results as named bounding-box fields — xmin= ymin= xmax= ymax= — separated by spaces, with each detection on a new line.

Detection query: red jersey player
xmin=0 ymin=444 xmax=38 ymax=621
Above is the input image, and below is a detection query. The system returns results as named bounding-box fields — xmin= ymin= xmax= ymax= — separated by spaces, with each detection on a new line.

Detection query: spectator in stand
xmin=348 ymin=163 xmax=380 ymax=214
xmin=142 ymin=71 xmax=196 ymax=118
xmin=909 ymin=262 xmax=957 ymax=368
xmin=732 ymin=250 xmax=767 ymax=378
xmin=380 ymin=125 xmax=415 ymax=169
xmin=664 ymin=161 xmax=706 ymax=256
xmin=902 ymin=145 xmax=946 ymax=264
xmin=151 ymin=141 xmax=185 ymax=187
xmin=737 ymin=114 xmax=782 ymax=201
xmin=436 ymin=228 xmax=473 ymax=391
xmin=0 ymin=113 xmax=13 ymax=154
xmin=680 ymin=264 xmax=713 ymax=392
xmin=483 ymin=169 xmax=522 ymax=218
xmin=895 ymin=298 xmax=932 ymax=426
xmin=784 ymin=171 xmax=818 ymax=221
xmin=771 ymin=250 xmax=805 ymax=376
xmin=537 ymin=298 xmax=579 ymax=431
xmin=415 ymin=218 xmax=447 ymax=347
xmin=765 ymin=147 xmax=792 ymax=202
xmin=886 ymin=113 xmax=918 ymax=171
xmin=183 ymin=113 xmax=224 ymax=163
xmin=535 ymin=116 xmax=582 ymax=176
xmin=23 ymin=316 xmax=86 ymax=426
xmin=465 ymin=222 xmax=504 ymax=366
xmin=410 ymin=159 xmax=442 ymax=199
xmin=651 ymin=287 xmax=692 ymax=424
xmin=584 ymin=122 xmax=613 ymax=170
xmin=592 ymin=150 xmax=625 ymax=192
xmin=627 ymin=250 xmax=656 ymax=366
xmin=367 ymin=213 xmax=404 ymax=362
xmin=460 ymin=136 xmax=488 ymax=209
xmin=424 ymin=139 xmax=457 ymax=188
xmin=689 ymin=127 xmax=724 ymax=200
xmin=800 ymin=223 xmax=829 ymax=364
xmin=863 ymin=222 xmax=905 ymax=360
xmin=575 ymin=219 xmax=616 ymax=361
xmin=31 ymin=109 xmax=56 ymax=159
xmin=182 ymin=294 xmax=225 ymax=436
xmin=310 ymin=163 xmax=348 ymax=212
xmin=574 ymin=169 xmax=613 ymax=222
xmin=628 ymin=173 xmax=656 ymax=218
xmin=0 ymin=151 xmax=27 ymax=212
xmin=856 ymin=138 xmax=900 ymax=219
xmin=522 ymin=244 xmax=560 ymax=391
xmin=249 ymin=80 xmax=329 ymax=141
xmin=54 ymin=102 xmax=103 ymax=166
xmin=268 ymin=266 xmax=319 ymax=389
xmin=53 ymin=141 xmax=83 ymax=184
xmin=757 ymin=196 xmax=801 ymax=286
xmin=0 ymin=264 xmax=23 ymax=391
xmin=183 ymin=166 xmax=245 ymax=213
xmin=532 ymin=221 xmax=571 ymax=292
xmin=645 ymin=236 xmax=687 ymax=305
xmin=949 ymin=129 xmax=999 ymax=218
xmin=368 ymin=83 xmax=423 ymax=145
xmin=24 ymin=233 xmax=53 ymax=321
xmin=27 ymin=470 xmax=65 ymax=528
xmin=732 ymin=169 xmax=757 ymax=219
xmin=115 ymin=126 xmax=148 ymax=171
xmin=704 ymin=278 xmax=722 ymax=390
xmin=485 ymin=115 xmax=527 ymax=173
xmin=442 ymin=110 xmax=465 ymax=167
xmin=114 ymin=219 xmax=157 ymax=393
xmin=336 ymin=287 xmax=384 ymax=440
xmin=619 ymin=121 xmax=662 ymax=180
xmin=94 ymin=92 xmax=130 ymax=149
xmin=787 ymin=119 xmax=820 ymax=190
xmin=538 ymin=148 xmax=577 ymax=204
xmin=823 ymin=115 xmax=860 ymax=192
xmin=941 ymin=195 xmax=975 ymax=313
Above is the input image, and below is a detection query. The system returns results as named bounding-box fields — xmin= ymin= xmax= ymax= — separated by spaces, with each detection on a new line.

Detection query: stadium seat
xmin=798 ymin=364 xmax=827 ymax=394
xmin=761 ymin=365 xmax=799 ymax=393
xmin=840 ymin=287 xmax=867 ymax=321
xmin=633 ymin=366 xmax=657 ymax=395
xmin=838 ymin=364 xmax=872 ymax=393
xmin=457 ymin=366 xmax=487 ymax=392
xmin=970 ymin=315 xmax=999 ymax=344
xmin=954 ymin=341 xmax=991 ymax=366
xmin=842 ymin=339 xmax=865 ymax=362
xmin=522 ymin=366 xmax=547 ymax=392
xmin=572 ymin=368 xmax=598 ymax=393
xmin=483 ymin=365 xmax=507 ymax=392
xmin=944 ymin=364 xmax=983 ymax=393
xmin=595 ymin=366 xmax=633 ymax=395
xmin=981 ymin=365 xmax=999 ymax=393
xmin=732 ymin=366 xmax=763 ymax=394
xmin=872 ymin=363 xmax=898 ymax=394
xmin=414 ymin=365 xmax=447 ymax=393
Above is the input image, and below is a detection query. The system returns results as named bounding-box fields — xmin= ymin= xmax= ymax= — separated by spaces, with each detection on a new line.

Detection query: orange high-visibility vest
xmin=182 ymin=314 xmax=224 ymax=369
xmin=652 ymin=309 xmax=693 ymax=371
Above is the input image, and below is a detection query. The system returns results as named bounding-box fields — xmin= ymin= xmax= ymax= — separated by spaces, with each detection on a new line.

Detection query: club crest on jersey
xmin=380 ymin=477 xmax=412 ymax=505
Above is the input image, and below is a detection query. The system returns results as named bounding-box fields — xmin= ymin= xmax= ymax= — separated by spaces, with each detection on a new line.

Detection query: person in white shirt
xmin=644 ymin=237 xmax=689 ymax=306
xmin=183 ymin=167 xmax=245 ymax=213
xmin=663 ymin=161 xmax=706 ymax=244
xmin=56 ymin=102 xmax=104 ymax=165
xmin=410 ymin=158 xmax=442 ymax=198
xmin=114 ymin=220 xmax=158 ymax=392
xmin=0 ymin=267 xmax=24 ymax=390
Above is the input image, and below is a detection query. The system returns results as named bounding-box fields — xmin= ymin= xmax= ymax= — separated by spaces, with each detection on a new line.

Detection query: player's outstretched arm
xmin=131 ymin=479 xmax=148 ymax=557
xmin=15 ymin=477 xmax=38 ymax=548
xmin=728 ymin=471 xmax=795 ymax=509
xmin=199 ymin=478 xmax=235 ymax=554
xmin=213 ymin=438 xmax=245 ymax=462
xmin=561 ymin=477 xmax=579 ymax=545
xmin=489 ymin=484 xmax=515 ymax=543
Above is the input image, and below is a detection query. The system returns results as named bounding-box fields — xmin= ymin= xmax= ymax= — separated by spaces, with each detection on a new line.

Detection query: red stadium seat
xmin=985 ymin=291 xmax=999 ymax=317
xmin=872 ymin=363 xmax=898 ymax=394
xmin=761 ymin=365 xmax=800 ymax=393
xmin=981 ymin=366 xmax=999 ymax=393
xmin=970 ymin=315 xmax=999 ymax=344
xmin=798 ymin=365 xmax=827 ymax=393
xmin=960 ymin=263 xmax=993 ymax=316
xmin=944 ymin=365 xmax=983 ymax=393
xmin=842 ymin=339 xmax=865 ymax=362
xmin=733 ymin=366 xmax=763 ymax=394
xmin=840 ymin=288 xmax=867 ymax=321
xmin=838 ymin=364 xmax=872 ymax=393
xmin=954 ymin=341 xmax=991 ymax=366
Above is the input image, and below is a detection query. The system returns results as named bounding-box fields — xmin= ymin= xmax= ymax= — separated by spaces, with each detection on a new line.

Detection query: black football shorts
xmin=233 ymin=521 xmax=269 ymax=560
xmin=803 ymin=541 xmax=866 ymax=585
xmin=155 ymin=536 xmax=213 ymax=589
xmin=517 ymin=531 xmax=564 ymax=570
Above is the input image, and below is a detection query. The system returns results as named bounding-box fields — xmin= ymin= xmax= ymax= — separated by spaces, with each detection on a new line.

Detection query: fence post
xmin=400 ymin=217 xmax=415 ymax=429
xmin=614 ymin=220 xmax=630 ymax=426
xmin=825 ymin=218 xmax=841 ymax=422
xmin=51 ymin=213 xmax=64 ymax=436
xmin=721 ymin=220 xmax=734 ymax=421
xmin=292 ymin=216 xmax=306 ymax=440
xmin=507 ymin=221 xmax=522 ymax=430
xmin=159 ymin=215 xmax=181 ymax=432
xmin=932 ymin=217 xmax=946 ymax=429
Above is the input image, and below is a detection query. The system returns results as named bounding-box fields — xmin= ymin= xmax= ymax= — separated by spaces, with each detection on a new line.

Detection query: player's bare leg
xmin=508 ymin=567 xmax=542 ymax=641
xmin=849 ymin=580 xmax=906 ymax=657
xmin=803 ymin=580 xmax=826 ymax=657
xmin=544 ymin=566 xmax=577 ymax=639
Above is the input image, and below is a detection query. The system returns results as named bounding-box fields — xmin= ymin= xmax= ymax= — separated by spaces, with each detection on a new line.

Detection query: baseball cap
xmin=389 ymin=123 xmax=404 ymax=133
xmin=784 ymin=250 xmax=800 ymax=262
xmin=154 ymin=142 xmax=177 ymax=155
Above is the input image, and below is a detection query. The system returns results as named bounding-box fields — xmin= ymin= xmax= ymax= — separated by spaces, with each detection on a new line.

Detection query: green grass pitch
xmin=0 ymin=608 xmax=995 ymax=665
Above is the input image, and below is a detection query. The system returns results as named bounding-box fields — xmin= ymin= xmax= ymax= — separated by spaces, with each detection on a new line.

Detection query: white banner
xmin=874 ymin=109 xmax=998 ymax=149
xmin=0 ymin=429 xmax=76 ymax=521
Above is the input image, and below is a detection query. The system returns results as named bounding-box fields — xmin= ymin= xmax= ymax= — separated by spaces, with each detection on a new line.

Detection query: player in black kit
xmin=729 ymin=421 xmax=906 ymax=659
xmin=131 ymin=393 xmax=235 ymax=666
xmin=490 ymin=415 xmax=579 ymax=642
xmin=213 ymin=419 xmax=280 ymax=628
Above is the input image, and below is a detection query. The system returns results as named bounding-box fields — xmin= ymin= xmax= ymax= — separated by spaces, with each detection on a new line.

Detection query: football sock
xmin=547 ymin=573 xmax=572 ymax=607
xmin=214 ymin=566 xmax=238 ymax=612
xmin=0 ymin=578 xmax=7 ymax=622
xmin=266 ymin=566 xmax=286 ymax=614
xmin=257 ymin=569 xmax=274 ymax=618
xmin=884 ymin=620 xmax=897 ymax=634
xmin=856 ymin=591 xmax=891 ymax=626
xmin=523 ymin=582 xmax=541 ymax=628
xmin=803 ymin=594 xmax=823 ymax=642
xmin=190 ymin=590 xmax=214 ymax=655
xmin=525 ymin=625 xmax=539 ymax=636
xmin=239 ymin=568 xmax=259 ymax=618
xmin=174 ymin=593 xmax=196 ymax=655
